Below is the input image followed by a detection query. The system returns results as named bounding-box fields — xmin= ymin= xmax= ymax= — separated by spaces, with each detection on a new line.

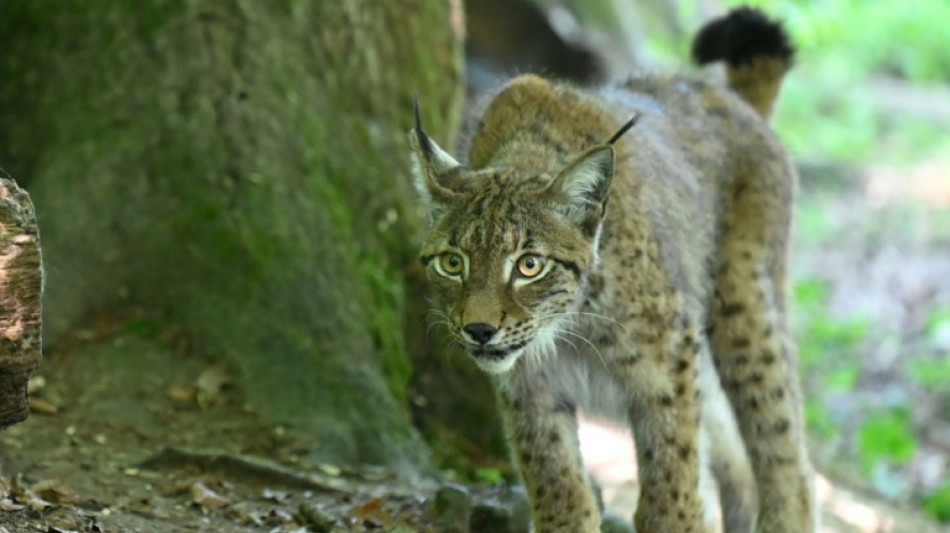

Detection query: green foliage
xmin=908 ymin=358 xmax=950 ymax=391
xmin=794 ymin=200 xmax=834 ymax=247
xmin=793 ymin=277 xmax=869 ymax=372
xmin=824 ymin=366 xmax=859 ymax=392
xmin=804 ymin=400 xmax=838 ymax=440
xmin=857 ymin=408 xmax=918 ymax=473
xmin=908 ymin=309 xmax=950 ymax=390
xmin=474 ymin=467 xmax=506 ymax=485
xmin=645 ymin=0 xmax=950 ymax=164
xmin=924 ymin=482 xmax=950 ymax=523
xmin=792 ymin=276 xmax=871 ymax=452
xmin=714 ymin=0 xmax=950 ymax=164
xmin=793 ymin=277 xmax=828 ymax=308
xmin=926 ymin=307 xmax=950 ymax=339
xmin=123 ymin=317 xmax=162 ymax=340
xmin=805 ymin=317 xmax=869 ymax=356
xmin=734 ymin=0 xmax=950 ymax=83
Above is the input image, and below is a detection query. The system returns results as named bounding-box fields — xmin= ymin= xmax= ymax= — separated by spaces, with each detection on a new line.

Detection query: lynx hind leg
xmin=697 ymin=439 xmax=722 ymax=533
xmin=700 ymin=352 xmax=758 ymax=533
xmin=710 ymin=168 xmax=817 ymax=532
xmin=710 ymin=284 xmax=815 ymax=533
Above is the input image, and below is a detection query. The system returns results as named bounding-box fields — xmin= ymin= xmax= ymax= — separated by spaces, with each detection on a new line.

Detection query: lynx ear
xmin=547 ymin=145 xmax=615 ymax=234
xmin=409 ymin=98 xmax=462 ymax=220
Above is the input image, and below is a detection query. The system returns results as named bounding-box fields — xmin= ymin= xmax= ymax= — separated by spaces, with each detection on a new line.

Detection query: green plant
xmin=926 ymin=307 xmax=950 ymax=339
xmin=795 ymin=199 xmax=835 ymax=247
xmin=474 ymin=467 xmax=506 ymax=485
xmin=794 ymin=277 xmax=829 ymax=309
xmin=909 ymin=359 xmax=950 ymax=391
xmin=793 ymin=277 xmax=869 ymax=371
xmin=924 ymin=482 xmax=950 ymax=523
xmin=804 ymin=400 xmax=838 ymax=439
xmin=807 ymin=317 xmax=870 ymax=353
xmin=857 ymin=408 xmax=918 ymax=474
xmin=825 ymin=366 xmax=859 ymax=392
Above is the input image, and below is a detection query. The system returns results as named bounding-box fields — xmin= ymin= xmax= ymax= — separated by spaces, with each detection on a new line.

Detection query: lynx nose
xmin=463 ymin=323 xmax=498 ymax=345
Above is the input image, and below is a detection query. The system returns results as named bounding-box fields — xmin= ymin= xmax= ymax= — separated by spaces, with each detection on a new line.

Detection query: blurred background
xmin=0 ymin=0 xmax=947 ymax=532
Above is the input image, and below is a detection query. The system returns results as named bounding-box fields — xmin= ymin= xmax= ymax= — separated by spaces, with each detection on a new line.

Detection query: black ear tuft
xmin=408 ymin=98 xmax=463 ymax=219
xmin=691 ymin=7 xmax=794 ymax=67
xmin=607 ymin=114 xmax=640 ymax=146
xmin=413 ymin=96 xmax=434 ymax=160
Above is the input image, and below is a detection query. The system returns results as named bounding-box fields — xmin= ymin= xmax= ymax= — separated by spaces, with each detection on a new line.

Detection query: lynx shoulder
xmin=411 ymin=7 xmax=815 ymax=533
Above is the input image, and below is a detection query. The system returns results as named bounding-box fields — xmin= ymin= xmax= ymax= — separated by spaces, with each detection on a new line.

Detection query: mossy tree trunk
xmin=0 ymin=0 xmax=501 ymax=472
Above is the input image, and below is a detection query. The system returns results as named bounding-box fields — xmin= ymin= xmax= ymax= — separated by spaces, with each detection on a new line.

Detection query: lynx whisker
xmin=557 ymin=327 xmax=608 ymax=369
xmin=535 ymin=310 xmax=628 ymax=332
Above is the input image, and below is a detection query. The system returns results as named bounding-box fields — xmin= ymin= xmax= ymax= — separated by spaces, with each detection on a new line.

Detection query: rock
xmin=298 ymin=501 xmax=336 ymax=533
xmin=470 ymin=485 xmax=530 ymax=533
xmin=431 ymin=483 xmax=472 ymax=533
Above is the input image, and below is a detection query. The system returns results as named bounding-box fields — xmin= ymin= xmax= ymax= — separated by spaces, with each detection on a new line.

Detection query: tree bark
xmin=0 ymin=0 xmax=502 ymax=471
xmin=0 ymin=177 xmax=42 ymax=429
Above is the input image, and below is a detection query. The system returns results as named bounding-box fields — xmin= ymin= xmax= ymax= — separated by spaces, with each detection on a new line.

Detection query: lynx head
xmin=410 ymin=100 xmax=619 ymax=374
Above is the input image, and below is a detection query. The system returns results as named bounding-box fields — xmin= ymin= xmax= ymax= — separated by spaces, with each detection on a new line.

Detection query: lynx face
xmin=410 ymin=114 xmax=615 ymax=374
xmin=420 ymin=174 xmax=594 ymax=373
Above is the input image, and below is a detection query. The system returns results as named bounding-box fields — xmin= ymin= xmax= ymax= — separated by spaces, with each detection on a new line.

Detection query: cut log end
xmin=0 ymin=175 xmax=43 ymax=430
xmin=0 ymin=370 xmax=31 ymax=427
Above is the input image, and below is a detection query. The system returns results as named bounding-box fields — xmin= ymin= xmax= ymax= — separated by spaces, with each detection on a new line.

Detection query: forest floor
xmin=2 ymin=160 xmax=949 ymax=532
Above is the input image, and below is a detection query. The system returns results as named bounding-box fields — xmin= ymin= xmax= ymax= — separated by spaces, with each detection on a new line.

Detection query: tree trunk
xmin=0 ymin=177 xmax=42 ymax=429
xmin=0 ymin=0 xmax=503 ymax=472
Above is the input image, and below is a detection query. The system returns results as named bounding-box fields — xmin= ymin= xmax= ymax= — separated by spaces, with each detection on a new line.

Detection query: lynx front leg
xmin=498 ymin=379 xmax=600 ymax=533
xmin=629 ymin=406 xmax=709 ymax=533
xmin=618 ymin=339 xmax=713 ymax=533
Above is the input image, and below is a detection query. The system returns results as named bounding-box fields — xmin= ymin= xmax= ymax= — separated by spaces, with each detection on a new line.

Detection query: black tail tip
xmin=691 ymin=6 xmax=794 ymax=67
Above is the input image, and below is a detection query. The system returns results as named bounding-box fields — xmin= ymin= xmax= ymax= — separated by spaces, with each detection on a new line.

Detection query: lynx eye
xmin=439 ymin=252 xmax=464 ymax=277
xmin=516 ymin=254 xmax=546 ymax=278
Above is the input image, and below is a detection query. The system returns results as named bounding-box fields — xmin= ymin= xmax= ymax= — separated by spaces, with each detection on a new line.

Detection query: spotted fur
xmin=412 ymin=8 xmax=816 ymax=533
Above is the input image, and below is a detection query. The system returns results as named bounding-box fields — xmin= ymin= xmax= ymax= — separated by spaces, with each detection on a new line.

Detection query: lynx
xmin=411 ymin=8 xmax=816 ymax=533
